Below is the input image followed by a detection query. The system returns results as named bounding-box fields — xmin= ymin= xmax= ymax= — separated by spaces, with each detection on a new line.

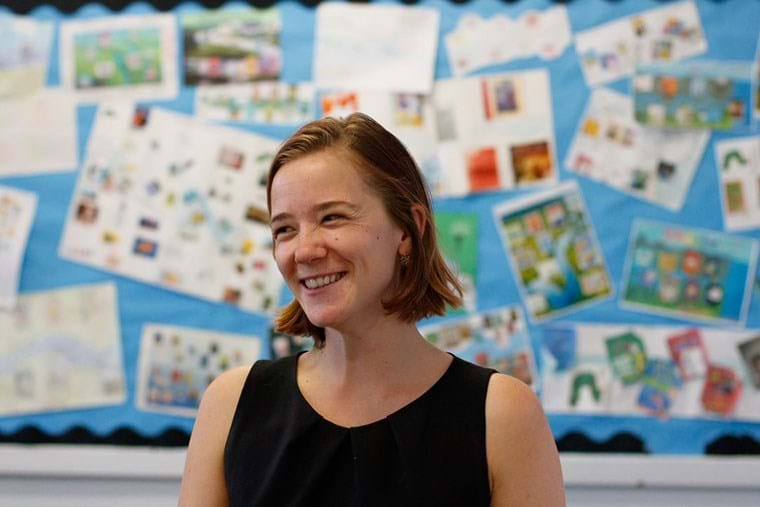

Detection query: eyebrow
xmin=269 ymin=200 xmax=360 ymax=225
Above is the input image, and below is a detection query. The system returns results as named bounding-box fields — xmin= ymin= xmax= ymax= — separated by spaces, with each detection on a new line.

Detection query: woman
xmin=178 ymin=113 xmax=565 ymax=506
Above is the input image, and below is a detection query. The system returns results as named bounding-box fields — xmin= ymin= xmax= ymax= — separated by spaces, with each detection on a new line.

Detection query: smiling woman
xmin=178 ymin=113 xmax=566 ymax=507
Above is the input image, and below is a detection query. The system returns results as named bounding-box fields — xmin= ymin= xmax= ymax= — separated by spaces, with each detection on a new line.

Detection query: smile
xmin=301 ymin=272 xmax=346 ymax=289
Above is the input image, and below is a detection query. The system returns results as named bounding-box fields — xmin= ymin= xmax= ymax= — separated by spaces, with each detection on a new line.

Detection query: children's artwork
xmin=59 ymin=103 xmax=284 ymax=316
xmin=0 ymin=89 xmax=79 ymax=176
xmin=540 ymin=323 xmax=760 ymax=420
xmin=433 ymin=69 xmax=558 ymax=196
xmin=314 ymin=3 xmax=439 ymax=93
xmin=755 ymin=35 xmax=760 ymax=121
xmin=136 ymin=323 xmax=260 ymax=417
xmin=0 ymin=14 xmax=54 ymax=98
xmin=195 ymin=81 xmax=315 ymax=126
xmin=320 ymin=89 xmax=441 ymax=192
xmin=713 ymin=136 xmax=760 ymax=230
xmin=738 ymin=335 xmax=760 ymax=389
xmin=633 ymin=60 xmax=754 ymax=131
xmin=445 ymin=6 xmax=571 ymax=76
xmin=0 ymin=186 xmax=37 ymax=310
xmin=59 ymin=14 xmax=178 ymax=103
xmin=575 ymin=0 xmax=707 ymax=87
xmin=0 ymin=283 xmax=126 ymax=416
xmin=493 ymin=181 xmax=613 ymax=322
xmin=181 ymin=8 xmax=281 ymax=85
xmin=621 ymin=219 xmax=758 ymax=326
xmin=434 ymin=212 xmax=479 ymax=314
xmin=565 ymin=88 xmax=709 ymax=211
xmin=421 ymin=306 xmax=537 ymax=388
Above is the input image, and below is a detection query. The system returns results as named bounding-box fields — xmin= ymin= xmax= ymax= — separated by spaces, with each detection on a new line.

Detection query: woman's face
xmin=269 ymin=149 xmax=407 ymax=332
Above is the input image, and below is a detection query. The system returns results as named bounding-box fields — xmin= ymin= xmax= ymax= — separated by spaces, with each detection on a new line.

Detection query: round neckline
xmin=293 ymin=351 xmax=457 ymax=431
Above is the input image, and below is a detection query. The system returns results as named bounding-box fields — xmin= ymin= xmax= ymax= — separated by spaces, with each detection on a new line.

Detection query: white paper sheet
xmin=0 ymin=185 xmax=37 ymax=309
xmin=565 ymin=88 xmax=709 ymax=211
xmin=0 ymin=283 xmax=126 ymax=416
xmin=0 ymin=14 xmax=54 ymax=98
xmin=314 ymin=3 xmax=439 ymax=93
xmin=0 ymin=88 xmax=79 ymax=176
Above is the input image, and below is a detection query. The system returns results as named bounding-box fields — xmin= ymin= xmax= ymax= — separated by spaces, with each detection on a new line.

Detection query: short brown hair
xmin=267 ymin=113 xmax=462 ymax=348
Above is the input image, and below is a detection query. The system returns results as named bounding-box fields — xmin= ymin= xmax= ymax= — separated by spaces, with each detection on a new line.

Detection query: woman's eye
xmin=272 ymin=226 xmax=293 ymax=238
xmin=323 ymin=214 xmax=343 ymax=223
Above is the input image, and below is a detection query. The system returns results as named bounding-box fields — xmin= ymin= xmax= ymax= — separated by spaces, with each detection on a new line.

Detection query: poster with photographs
xmin=434 ymin=211 xmax=479 ymax=314
xmin=181 ymin=8 xmax=282 ymax=85
xmin=633 ymin=60 xmax=754 ymax=131
xmin=713 ymin=136 xmax=760 ymax=231
xmin=195 ymin=81 xmax=315 ymax=126
xmin=0 ymin=185 xmax=37 ymax=310
xmin=59 ymin=103 xmax=283 ymax=316
xmin=433 ymin=69 xmax=558 ymax=196
xmin=0 ymin=14 xmax=53 ymax=98
xmin=540 ymin=323 xmax=760 ymax=421
xmin=421 ymin=306 xmax=537 ymax=389
xmin=565 ymin=88 xmax=709 ymax=211
xmin=136 ymin=323 xmax=260 ymax=417
xmin=0 ymin=283 xmax=126 ymax=416
xmin=314 ymin=3 xmax=439 ymax=93
xmin=320 ymin=89 xmax=440 ymax=190
xmin=59 ymin=13 xmax=178 ymax=103
xmin=620 ymin=219 xmax=758 ymax=326
xmin=493 ymin=181 xmax=613 ymax=322
xmin=0 ymin=88 xmax=79 ymax=176
xmin=575 ymin=0 xmax=706 ymax=87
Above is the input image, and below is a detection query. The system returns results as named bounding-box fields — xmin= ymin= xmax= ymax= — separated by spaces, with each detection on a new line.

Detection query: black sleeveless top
xmin=224 ymin=353 xmax=496 ymax=507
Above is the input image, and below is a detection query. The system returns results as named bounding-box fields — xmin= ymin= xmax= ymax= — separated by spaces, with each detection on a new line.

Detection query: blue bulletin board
xmin=1 ymin=0 xmax=759 ymax=456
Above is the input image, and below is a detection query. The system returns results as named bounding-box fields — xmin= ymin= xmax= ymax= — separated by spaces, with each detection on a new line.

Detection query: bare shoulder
xmin=485 ymin=373 xmax=566 ymax=507
xmin=177 ymin=365 xmax=251 ymax=507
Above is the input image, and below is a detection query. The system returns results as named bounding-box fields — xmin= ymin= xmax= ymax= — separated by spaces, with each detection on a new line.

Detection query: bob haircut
xmin=267 ymin=112 xmax=462 ymax=348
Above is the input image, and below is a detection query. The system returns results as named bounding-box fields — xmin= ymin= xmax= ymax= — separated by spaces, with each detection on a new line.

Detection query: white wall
xmin=1 ymin=447 xmax=759 ymax=506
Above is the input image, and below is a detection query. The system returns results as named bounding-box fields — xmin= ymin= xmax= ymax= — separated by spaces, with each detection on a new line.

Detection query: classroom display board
xmin=1 ymin=0 xmax=759 ymax=456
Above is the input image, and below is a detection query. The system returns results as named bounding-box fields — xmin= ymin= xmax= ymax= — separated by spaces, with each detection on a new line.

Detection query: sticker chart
xmin=422 ymin=306 xmax=537 ymax=388
xmin=136 ymin=323 xmax=261 ymax=417
xmin=0 ymin=283 xmax=126 ymax=417
xmin=633 ymin=60 xmax=755 ymax=131
xmin=565 ymin=88 xmax=709 ymax=211
xmin=621 ymin=219 xmax=758 ymax=326
xmin=540 ymin=323 xmax=760 ymax=421
xmin=59 ymin=103 xmax=284 ymax=315
xmin=494 ymin=181 xmax=613 ymax=322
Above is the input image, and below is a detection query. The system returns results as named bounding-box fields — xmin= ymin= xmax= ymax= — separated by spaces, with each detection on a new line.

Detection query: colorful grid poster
xmin=0 ymin=283 xmax=126 ymax=416
xmin=59 ymin=103 xmax=283 ymax=316
xmin=540 ymin=323 xmax=760 ymax=421
xmin=493 ymin=181 xmax=613 ymax=322
xmin=136 ymin=323 xmax=260 ymax=417
xmin=422 ymin=306 xmax=537 ymax=388
xmin=620 ymin=219 xmax=758 ymax=326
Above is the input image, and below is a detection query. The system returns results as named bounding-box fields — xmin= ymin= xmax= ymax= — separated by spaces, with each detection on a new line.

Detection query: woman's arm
xmin=177 ymin=365 xmax=250 ymax=507
xmin=486 ymin=373 xmax=566 ymax=507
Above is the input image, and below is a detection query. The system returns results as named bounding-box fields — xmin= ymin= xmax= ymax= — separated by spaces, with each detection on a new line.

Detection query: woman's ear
xmin=399 ymin=203 xmax=427 ymax=256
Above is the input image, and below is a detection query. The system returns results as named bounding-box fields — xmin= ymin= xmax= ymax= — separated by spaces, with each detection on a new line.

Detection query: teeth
xmin=304 ymin=273 xmax=344 ymax=289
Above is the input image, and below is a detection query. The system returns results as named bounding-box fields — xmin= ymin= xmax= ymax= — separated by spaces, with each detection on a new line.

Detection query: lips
xmin=301 ymin=271 xmax=347 ymax=290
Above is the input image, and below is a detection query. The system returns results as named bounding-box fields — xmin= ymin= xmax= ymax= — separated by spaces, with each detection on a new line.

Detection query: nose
xmin=294 ymin=229 xmax=328 ymax=264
